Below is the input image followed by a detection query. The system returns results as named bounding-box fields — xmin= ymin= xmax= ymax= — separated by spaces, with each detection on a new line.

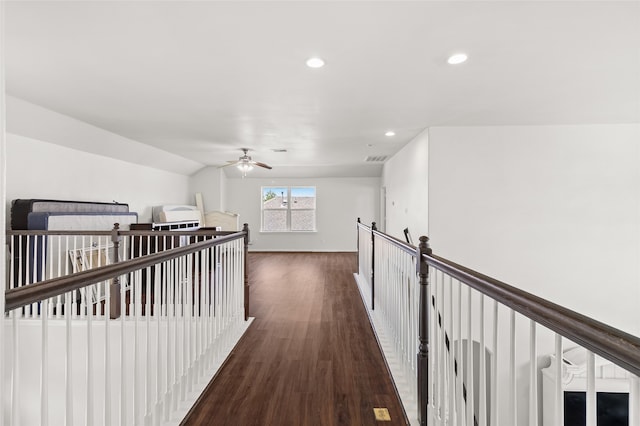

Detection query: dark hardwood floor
xmin=181 ymin=252 xmax=408 ymax=426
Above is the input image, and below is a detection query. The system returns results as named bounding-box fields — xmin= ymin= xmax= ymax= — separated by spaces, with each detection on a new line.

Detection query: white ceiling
xmin=5 ymin=1 xmax=640 ymax=178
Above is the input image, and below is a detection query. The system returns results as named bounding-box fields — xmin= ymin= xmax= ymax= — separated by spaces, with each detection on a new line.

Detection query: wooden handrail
xmin=358 ymin=221 xmax=416 ymax=255
xmin=372 ymin=228 xmax=416 ymax=256
xmin=425 ymin=253 xmax=640 ymax=378
xmin=356 ymin=221 xmax=371 ymax=231
xmin=4 ymin=231 xmax=246 ymax=312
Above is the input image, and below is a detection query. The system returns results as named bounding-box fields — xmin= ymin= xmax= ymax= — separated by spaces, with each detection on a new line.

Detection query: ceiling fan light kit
xmin=237 ymin=163 xmax=254 ymax=173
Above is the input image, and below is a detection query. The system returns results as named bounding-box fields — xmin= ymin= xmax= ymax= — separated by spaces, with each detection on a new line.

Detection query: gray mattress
xmin=11 ymin=198 xmax=129 ymax=230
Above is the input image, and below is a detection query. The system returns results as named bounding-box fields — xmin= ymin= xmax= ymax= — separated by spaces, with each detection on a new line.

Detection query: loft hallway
xmin=5 ymin=223 xmax=640 ymax=425
xmin=182 ymin=252 xmax=408 ymax=426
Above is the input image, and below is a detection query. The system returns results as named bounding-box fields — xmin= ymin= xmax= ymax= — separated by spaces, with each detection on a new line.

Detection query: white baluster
xmin=165 ymin=259 xmax=172 ymax=421
xmin=41 ymin=298 xmax=49 ymax=426
xmin=18 ymin=234 xmax=23 ymax=291
xmin=629 ymin=374 xmax=640 ymax=426
xmin=72 ymin=237 xmax=78 ymax=319
xmin=180 ymin=254 xmax=187 ymax=402
xmin=25 ymin=235 xmax=33 ymax=317
xmin=448 ymin=276 xmax=455 ymax=426
xmin=439 ymin=270 xmax=446 ymax=425
xmin=133 ymin=268 xmax=141 ymax=425
xmin=586 ymin=351 xmax=596 ymax=426
xmin=456 ymin=280 xmax=463 ymax=426
xmin=528 ymin=320 xmax=537 ymax=426
xmin=56 ymin=237 xmax=63 ymax=318
xmin=120 ymin=257 xmax=127 ymax=426
xmin=427 ymin=265 xmax=434 ymax=418
xmin=65 ymin=291 xmax=74 ymax=426
xmin=490 ymin=300 xmax=498 ymax=426
xmin=509 ymin=310 xmax=517 ymax=425
xmin=146 ymin=261 xmax=152 ymax=422
xmin=155 ymin=262 xmax=162 ymax=424
xmin=554 ymin=334 xmax=563 ymax=426
xmin=80 ymin=236 xmax=86 ymax=319
xmin=104 ymin=274 xmax=111 ymax=426
xmin=433 ymin=269 xmax=441 ymax=422
xmin=185 ymin=253 xmax=192 ymax=395
xmin=466 ymin=287 xmax=474 ymax=426
xmin=12 ymin=311 xmax=20 ymax=426
xmin=9 ymin=234 xmax=15 ymax=290
xmin=172 ymin=256 xmax=180 ymax=412
xmin=479 ymin=295 xmax=486 ymax=426
xmin=206 ymin=248 xmax=213 ymax=368
xmin=86 ymin=278 xmax=94 ymax=426
xmin=196 ymin=248 xmax=204 ymax=379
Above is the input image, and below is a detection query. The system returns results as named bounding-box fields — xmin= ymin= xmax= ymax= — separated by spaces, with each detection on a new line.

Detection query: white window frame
xmin=261 ymin=186 xmax=316 ymax=232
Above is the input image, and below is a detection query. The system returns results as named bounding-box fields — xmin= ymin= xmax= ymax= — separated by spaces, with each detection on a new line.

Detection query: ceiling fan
xmin=220 ymin=148 xmax=272 ymax=176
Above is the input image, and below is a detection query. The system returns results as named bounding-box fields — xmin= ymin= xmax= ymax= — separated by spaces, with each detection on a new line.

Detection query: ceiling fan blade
xmin=253 ymin=161 xmax=273 ymax=170
xmin=218 ymin=161 xmax=240 ymax=169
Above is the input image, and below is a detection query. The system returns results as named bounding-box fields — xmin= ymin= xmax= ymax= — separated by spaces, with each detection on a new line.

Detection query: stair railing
xmin=355 ymin=219 xmax=640 ymax=426
xmin=2 ymin=225 xmax=250 ymax=426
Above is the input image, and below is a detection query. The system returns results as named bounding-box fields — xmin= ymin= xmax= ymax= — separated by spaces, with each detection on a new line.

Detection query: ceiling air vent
xmin=365 ymin=155 xmax=388 ymax=162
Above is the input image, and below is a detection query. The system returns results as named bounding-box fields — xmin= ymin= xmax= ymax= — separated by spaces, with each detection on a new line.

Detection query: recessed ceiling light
xmin=306 ymin=57 xmax=325 ymax=68
xmin=447 ymin=53 xmax=468 ymax=65
xmin=385 ymin=131 xmax=396 ymax=137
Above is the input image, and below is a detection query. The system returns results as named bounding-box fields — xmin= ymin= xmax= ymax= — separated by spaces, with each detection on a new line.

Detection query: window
xmin=261 ymin=186 xmax=316 ymax=232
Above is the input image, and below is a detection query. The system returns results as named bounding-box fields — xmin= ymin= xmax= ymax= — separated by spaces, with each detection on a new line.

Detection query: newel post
xmin=110 ymin=223 xmax=122 ymax=319
xmin=417 ymin=235 xmax=432 ymax=425
xmin=243 ymin=223 xmax=250 ymax=321
xmin=356 ymin=217 xmax=361 ymax=273
xmin=371 ymin=222 xmax=377 ymax=310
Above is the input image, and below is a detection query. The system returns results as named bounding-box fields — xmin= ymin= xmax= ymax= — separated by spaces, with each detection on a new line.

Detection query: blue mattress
xmin=27 ymin=211 xmax=138 ymax=231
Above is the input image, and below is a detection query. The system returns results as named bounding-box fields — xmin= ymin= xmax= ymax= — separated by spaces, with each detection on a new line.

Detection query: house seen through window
xmin=261 ymin=186 xmax=316 ymax=232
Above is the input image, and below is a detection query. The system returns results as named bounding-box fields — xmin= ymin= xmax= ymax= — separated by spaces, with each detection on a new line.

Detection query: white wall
xmin=428 ymin=124 xmax=640 ymax=334
xmin=219 ymin=170 xmax=227 ymax=212
xmin=379 ymin=124 xmax=640 ymax=425
xmin=189 ymin=166 xmax=225 ymax=213
xmin=1 ymin=0 xmax=7 ymax=379
xmin=7 ymin=96 xmax=203 ymax=176
xmin=4 ymin=96 xmax=199 ymax=225
xmin=224 ymin=177 xmax=379 ymax=251
xmin=381 ymin=128 xmax=429 ymax=241
xmin=6 ymin=134 xmax=191 ymax=224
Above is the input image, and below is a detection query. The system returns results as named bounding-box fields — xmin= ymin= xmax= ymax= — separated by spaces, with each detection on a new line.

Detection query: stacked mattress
xmin=11 ymin=199 xmax=132 ymax=230
xmin=10 ymin=199 xmax=138 ymax=285
xmin=27 ymin=212 xmax=138 ymax=231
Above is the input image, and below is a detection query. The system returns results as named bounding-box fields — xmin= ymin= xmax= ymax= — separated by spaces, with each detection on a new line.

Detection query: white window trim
xmin=261 ymin=186 xmax=317 ymax=232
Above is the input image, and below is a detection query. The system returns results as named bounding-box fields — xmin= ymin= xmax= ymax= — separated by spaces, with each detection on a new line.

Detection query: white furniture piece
xmin=204 ymin=211 xmax=240 ymax=231
xmin=152 ymin=205 xmax=202 ymax=224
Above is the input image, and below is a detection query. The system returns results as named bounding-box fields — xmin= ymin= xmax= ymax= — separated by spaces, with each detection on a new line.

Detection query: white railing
xmin=357 ymin=220 xmax=373 ymax=308
xmin=426 ymin=255 xmax=640 ymax=426
xmin=355 ymin=220 xmax=420 ymax=421
xmin=374 ymin=232 xmax=419 ymax=399
xmin=355 ymin=220 xmax=640 ymax=426
xmin=7 ymin=228 xmax=214 ymax=300
xmin=3 ymin=227 xmax=251 ymax=426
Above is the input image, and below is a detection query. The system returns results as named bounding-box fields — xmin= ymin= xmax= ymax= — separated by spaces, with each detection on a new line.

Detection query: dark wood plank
xmin=182 ymin=252 xmax=408 ymax=426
